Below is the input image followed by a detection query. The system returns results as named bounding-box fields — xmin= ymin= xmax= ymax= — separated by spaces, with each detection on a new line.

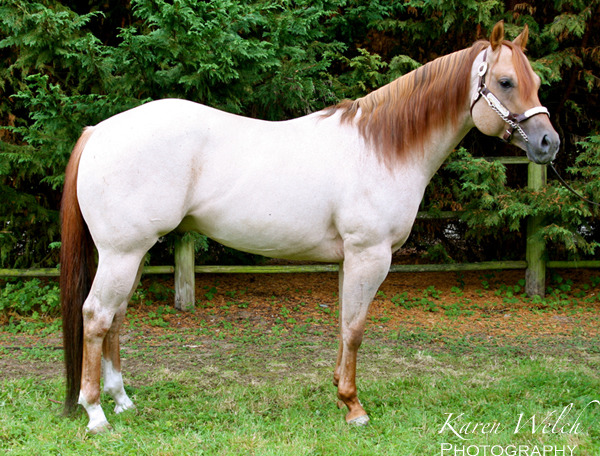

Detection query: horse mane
xmin=324 ymin=39 xmax=535 ymax=165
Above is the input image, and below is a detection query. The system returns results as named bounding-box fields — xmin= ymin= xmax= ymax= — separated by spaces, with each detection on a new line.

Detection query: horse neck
xmin=396 ymin=46 xmax=483 ymax=181
xmin=416 ymin=110 xmax=474 ymax=183
xmin=349 ymin=45 xmax=482 ymax=175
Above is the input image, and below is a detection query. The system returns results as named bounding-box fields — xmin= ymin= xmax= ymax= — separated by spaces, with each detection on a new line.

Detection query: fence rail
xmin=1 ymin=158 xmax=598 ymax=308
xmin=0 ymin=261 xmax=526 ymax=278
xmin=3 ymin=260 xmax=598 ymax=278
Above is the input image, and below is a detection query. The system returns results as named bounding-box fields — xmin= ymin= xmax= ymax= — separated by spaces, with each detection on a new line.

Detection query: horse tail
xmin=60 ymin=127 xmax=95 ymax=414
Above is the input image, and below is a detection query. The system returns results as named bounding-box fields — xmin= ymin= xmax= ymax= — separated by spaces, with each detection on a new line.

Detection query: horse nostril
xmin=541 ymin=134 xmax=550 ymax=151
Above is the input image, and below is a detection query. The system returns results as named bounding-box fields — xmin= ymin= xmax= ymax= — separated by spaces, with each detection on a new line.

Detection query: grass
xmin=2 ymin=271 xmax=600 ymax=454
xmin=2 ymin=335 xmax=600 ymax=455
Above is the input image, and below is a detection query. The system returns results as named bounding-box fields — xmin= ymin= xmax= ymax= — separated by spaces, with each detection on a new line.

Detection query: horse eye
xmin=499 ymin=79 xmax=513 ymax=89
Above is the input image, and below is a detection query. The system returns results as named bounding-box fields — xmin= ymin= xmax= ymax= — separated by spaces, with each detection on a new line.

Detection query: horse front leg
xmin=336 ymin=245 xmax=391 ymax=425
xmin=333 ymin=269 xmax=344 ymax=388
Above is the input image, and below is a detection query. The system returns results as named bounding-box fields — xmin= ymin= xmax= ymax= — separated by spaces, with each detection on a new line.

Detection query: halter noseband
xmin=470 ymin=49 xmax=550 ymax=143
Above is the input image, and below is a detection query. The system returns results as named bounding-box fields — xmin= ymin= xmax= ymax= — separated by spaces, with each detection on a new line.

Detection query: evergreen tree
xmin=0 ymin=0 xmax=598 ymax=267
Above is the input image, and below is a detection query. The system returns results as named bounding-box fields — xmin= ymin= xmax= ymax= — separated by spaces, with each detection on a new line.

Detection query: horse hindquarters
xmin=61 ymin=127 xmax=153 ymax=432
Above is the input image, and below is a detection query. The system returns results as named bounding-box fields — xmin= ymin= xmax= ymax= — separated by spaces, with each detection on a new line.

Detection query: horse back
xmin=76 ymin=99 xmax=421 ymax=261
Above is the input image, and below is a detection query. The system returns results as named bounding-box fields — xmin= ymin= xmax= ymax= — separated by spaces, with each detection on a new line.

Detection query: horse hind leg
xmin=79 ymin=250 xmax=146 ymax=433
xmin=101 ymin=258 xmax=144 ymax=414
xmin=101 ymin=303 xmax=133 ymax=414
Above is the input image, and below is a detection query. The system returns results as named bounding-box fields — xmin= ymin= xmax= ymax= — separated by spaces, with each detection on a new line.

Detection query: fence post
xmin=525 ymin=162 xmax=547 ymax=297
xmin=174 ymin=234 xmax=195 ymax=310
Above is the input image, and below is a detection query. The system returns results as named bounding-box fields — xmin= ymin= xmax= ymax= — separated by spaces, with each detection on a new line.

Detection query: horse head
xmin=470 ymin=21 xmax=560 ymax=164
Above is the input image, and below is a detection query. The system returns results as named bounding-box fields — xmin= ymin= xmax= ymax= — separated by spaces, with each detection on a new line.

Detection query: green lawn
xmin=2 ymin=332 xmax=600 ymax=455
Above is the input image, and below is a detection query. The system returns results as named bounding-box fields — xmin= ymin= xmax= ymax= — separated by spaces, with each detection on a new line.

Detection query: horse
xmin=60 ymin=21 xmax=559 ymax=433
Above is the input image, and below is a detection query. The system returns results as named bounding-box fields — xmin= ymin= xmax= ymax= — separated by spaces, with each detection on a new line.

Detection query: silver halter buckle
xmin=477 ymin=61 xmax=488 ymax=77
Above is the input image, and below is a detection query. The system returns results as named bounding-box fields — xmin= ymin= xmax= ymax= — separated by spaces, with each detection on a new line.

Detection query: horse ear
xmin=490 ymin=21 xmax=504 ymax=51
xmin=513 ymin=24 xmax=529 ymax=51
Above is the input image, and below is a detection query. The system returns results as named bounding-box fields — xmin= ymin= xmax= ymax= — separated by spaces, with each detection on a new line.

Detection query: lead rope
xmin=549 ymin=162 xmax=600 ymax=208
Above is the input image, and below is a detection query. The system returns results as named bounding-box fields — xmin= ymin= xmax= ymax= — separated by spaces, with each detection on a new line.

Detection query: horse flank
xmin=325 ymin=39 xmax=535 ymax=164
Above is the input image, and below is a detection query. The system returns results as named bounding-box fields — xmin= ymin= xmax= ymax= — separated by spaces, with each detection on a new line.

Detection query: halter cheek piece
xmin=470 ymin=49 xmax=550 ymax=143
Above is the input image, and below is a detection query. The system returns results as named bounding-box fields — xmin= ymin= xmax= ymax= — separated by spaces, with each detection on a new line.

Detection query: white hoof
xmin=348 ymin=414 xmax=370 ymax=426
xmin=114 ymin=397 xmax=135 ymax=414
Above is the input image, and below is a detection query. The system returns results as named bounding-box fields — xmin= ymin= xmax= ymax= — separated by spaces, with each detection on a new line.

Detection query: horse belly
xmin=184 ymin=176 xmax=345 ymax=262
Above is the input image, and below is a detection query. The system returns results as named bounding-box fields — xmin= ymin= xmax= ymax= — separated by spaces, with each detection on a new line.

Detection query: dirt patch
xmin=1 ymin=269 xmax=600 ymax=382
xmin=180 ymin=269 xmax=600 ymax=340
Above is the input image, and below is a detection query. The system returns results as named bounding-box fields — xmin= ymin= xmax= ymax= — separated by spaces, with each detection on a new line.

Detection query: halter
xmin=470 ymin=49 xmax=550 ymax=143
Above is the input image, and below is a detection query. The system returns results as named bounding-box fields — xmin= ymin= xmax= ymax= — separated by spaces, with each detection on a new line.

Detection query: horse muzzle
xmin=524 ymin=123 xmax=560 ymax=165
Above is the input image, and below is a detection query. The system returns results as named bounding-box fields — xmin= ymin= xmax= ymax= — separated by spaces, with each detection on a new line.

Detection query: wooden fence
xmin=1 ymin=158 xmax=599 ymax=309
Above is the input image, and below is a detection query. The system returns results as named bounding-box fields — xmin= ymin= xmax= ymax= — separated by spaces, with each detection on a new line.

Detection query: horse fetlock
xmin=336 ymin=384 xmax=357 ymax=404
xmin=102 ymin=359 xmax=131 ymax=409
xmin=105 ymin=386 xmax=134 ymax=414
xmin=337 ymin=390 xmax=367 ymax=421
xmin=79 ymin=397 xmax=110 ymax=434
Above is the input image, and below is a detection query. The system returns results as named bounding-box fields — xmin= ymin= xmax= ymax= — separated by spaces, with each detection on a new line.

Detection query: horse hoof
xmin=114 ymin=399 xmax=135 ymax=414
xmin=87 ymin=421 xmax=113 ymax=435
xmin=348 ymin=414 xmax=370 ymax=426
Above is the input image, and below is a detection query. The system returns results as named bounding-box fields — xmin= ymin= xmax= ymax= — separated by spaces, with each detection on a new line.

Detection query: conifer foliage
xmin=0 ymin=0 xmax=598 ymax=267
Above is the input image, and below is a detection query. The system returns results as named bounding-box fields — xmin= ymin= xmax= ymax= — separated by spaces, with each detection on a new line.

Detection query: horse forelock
xmin=325 ymin=41 xmax=491 ymax=165
xmin=499 ymin=40 xmax=537 ymax=103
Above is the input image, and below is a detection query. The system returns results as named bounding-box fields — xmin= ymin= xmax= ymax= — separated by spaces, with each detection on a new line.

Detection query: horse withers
xmin=60 ymin=21 xmax=559 ymax=433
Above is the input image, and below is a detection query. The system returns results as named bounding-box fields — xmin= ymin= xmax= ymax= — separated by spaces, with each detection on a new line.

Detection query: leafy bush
xmin=0 ymin=279 xmax=60 ymax=316
xmin=0 ymin=279 xmax=61 ymax=333
xmin=414 ymin=137 xmax=600 ymax=263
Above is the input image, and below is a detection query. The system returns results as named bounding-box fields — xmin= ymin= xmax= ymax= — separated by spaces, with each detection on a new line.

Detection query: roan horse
xmin=61 ymin=21 xmax=559 ymax=433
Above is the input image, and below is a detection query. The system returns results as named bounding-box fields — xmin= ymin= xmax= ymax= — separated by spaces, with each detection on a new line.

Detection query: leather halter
xmin=470 ymin=49 xmax=550 ymax=143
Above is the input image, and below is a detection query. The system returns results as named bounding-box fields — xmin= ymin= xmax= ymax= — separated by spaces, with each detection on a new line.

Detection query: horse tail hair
xmin=60 ymin=127 xmax=95 ymax=415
